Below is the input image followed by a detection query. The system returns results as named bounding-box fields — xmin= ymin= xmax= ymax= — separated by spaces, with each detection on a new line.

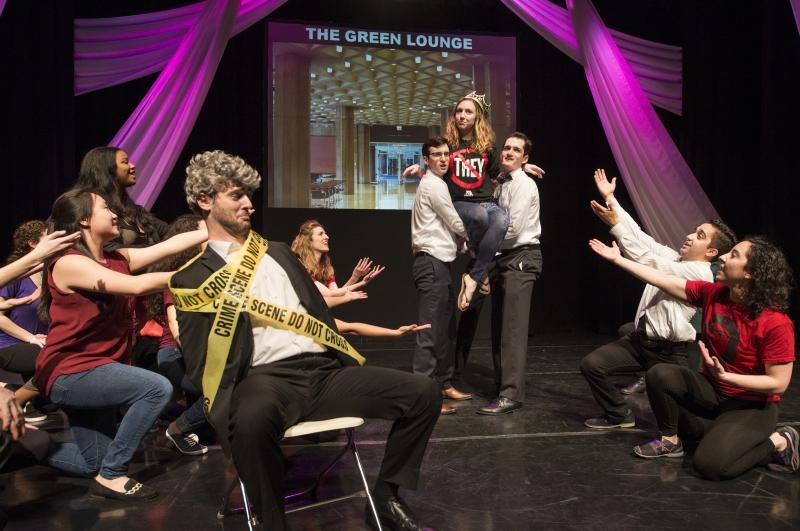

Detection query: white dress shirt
xmin=411 ymin=170 xmax=467 ymax=262
xmin=607 ymin=199 xmax=713 ymax=342
xmin=207 ymin=240 xmax=325 ymax=367
xmin=495 ymin=168 xmax=541 ymax=251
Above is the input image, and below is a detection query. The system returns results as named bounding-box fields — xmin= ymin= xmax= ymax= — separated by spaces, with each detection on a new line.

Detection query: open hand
xmin=588 ymin=239 xmax=621 ymax=262
xmin=593 ymin=168 xmax=616 ymax=201
xmin=395 ymin=323 xmax=432 ymax=336
xmin=362 ymin=265 xmax=385 ymax=284
xmin=351 ymin=257 xmax=373 ymax=281
xmin=699 ymin=340 xmax=727 ymax=379
xmin=589 ymin=200 xmax=619 ymax=227
xmin=30 ymin=230 xmax=81 ymax=263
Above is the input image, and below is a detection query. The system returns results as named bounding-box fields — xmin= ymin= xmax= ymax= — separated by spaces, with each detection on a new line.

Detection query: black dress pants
xmin=579 ymin=334 xmax=689 ymax=422
xmin=412 ymin=254 xmax=456 ymax=388
xmin=228 ymin=355 xmax=442 ymax=530
xmin=490 ymin=246 xmax=542 ymax=403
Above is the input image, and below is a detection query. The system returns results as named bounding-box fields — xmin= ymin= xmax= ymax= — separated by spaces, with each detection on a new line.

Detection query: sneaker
xmin=768 ymin=426 xmax=800 ymax=473
xmin=621 ymin=377 xmax=646 ymax=395
xmin=165 ymin=429 xmax=208 ymax=456
xmin=633 ymin=438 xmax=685 ymax=459
xmin=23 ymin=402 xmax=47 ymax=423
xmin=584 ymin=411 xmax=636 ymax=429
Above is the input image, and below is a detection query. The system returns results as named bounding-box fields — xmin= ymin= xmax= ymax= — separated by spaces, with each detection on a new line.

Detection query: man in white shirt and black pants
xmin=411 ymin=136 xmax=474 ymax=415
xmin=477 ymin=132 xmax=543 ymax=415
xmin=581 ymin=168 xmax=736 ymax=429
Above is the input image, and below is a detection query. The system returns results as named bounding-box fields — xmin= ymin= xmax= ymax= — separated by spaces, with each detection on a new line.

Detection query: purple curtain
xmin=792 ymin=0 xmax=800 ymax=36
xmin=111 ymin=0 xmax=240 ymax=209
xmin=0 ymin=1 xmax=6 ymax=17
xmin=501 ymin=0 xmax=682 ymax=115
xmin=566 ymin=0 xmax=717 ymax=248
xmin=75 ymin=0 xmax=287 ymax=95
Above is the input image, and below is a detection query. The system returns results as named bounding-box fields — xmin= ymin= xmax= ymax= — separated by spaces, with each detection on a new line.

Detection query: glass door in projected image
xmin=370 ymin=143 xmax=421 ymax=210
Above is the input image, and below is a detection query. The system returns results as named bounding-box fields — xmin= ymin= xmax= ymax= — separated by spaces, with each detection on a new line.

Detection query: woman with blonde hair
xmin=291 ymin=219 xmax=383 ymax=307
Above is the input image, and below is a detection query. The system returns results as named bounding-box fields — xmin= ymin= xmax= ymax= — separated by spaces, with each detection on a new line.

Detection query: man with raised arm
xmin=580 ymin=169 xmax=736 ymax=429
xmin=171 ymin=150 xmax=440 ymax=531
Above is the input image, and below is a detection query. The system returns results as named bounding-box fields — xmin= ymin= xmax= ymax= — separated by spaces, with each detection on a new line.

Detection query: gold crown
xmin=463 ymin=91 xmax=490 ymax=113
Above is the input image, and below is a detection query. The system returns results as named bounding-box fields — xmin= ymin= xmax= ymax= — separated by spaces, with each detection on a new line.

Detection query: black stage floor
xmin=2 ymin=334 xmax=800 ymax=530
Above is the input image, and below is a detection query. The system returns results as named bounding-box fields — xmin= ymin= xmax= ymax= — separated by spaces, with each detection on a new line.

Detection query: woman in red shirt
xmin=35 ymin=189 xmax=206 ymax=500
xmin=590 ymin=236 xmax=796 ymax=479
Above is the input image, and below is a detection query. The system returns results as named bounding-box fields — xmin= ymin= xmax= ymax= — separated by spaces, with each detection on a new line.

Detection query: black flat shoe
xmin=477 ymin=397 xmax=522 ymax=415
xmin=89 ymin=478 xmax=158 ymax=501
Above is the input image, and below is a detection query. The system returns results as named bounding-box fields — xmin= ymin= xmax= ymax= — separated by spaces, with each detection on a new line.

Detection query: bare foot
xmin=458 ymin=275 xmax=478 ymax=311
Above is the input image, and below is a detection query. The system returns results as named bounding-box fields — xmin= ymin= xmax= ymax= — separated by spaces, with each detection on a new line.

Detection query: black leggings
xmin=0 ymin=342 xmax=40 ymax=381
xmin=645 ymin=363 xmax=778 ymax=481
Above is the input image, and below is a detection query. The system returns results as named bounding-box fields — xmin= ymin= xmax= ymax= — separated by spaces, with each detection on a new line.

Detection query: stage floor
xmin=2 ymin=334 xmax=799 ymax=530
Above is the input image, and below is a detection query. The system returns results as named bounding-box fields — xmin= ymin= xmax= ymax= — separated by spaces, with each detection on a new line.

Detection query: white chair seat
xmin=283 ymin=417 xmax=364 ymax=438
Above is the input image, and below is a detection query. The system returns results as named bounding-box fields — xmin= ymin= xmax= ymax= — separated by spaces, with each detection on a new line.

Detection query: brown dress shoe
xmin=440 ymin=403 xmax=457 ymax=415
xmin=441 ymin=387 xmax=473 ymax=401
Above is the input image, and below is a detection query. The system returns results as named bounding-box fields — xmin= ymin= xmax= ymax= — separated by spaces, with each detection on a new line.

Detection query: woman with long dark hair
xmin=76 ymin=146 xmax=167 ymax=247
xmin=590 ymin=235 xmax=797 ymax=479
xmin=35 ymin=188 xmax=206 ymax=500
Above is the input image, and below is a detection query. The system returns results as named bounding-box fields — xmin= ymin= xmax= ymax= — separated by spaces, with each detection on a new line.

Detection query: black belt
xmin=632 ymin=332 xmax=693 ymax=349
xmin=414 ymin=251 xmax=431 ymax=258
xmin=501 ymin=243 xmax=540 ymax=255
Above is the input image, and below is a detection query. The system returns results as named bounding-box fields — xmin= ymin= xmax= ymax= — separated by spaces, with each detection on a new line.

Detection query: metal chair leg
xmin=349 ymin=429 xmax=383 ymax=531
xmin=239 ymin=478 xmax=258 ymax=530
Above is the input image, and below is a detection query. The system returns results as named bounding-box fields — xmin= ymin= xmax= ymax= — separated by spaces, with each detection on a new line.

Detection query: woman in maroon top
xmin=35 ymin=189 xmax=206 ymax=500
xmin=590 ymin=235 xmax=797 ymax=479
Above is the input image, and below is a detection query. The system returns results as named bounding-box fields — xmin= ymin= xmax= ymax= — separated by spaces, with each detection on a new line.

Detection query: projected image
xmin=266 ymin=22 xmax=517 ymax=210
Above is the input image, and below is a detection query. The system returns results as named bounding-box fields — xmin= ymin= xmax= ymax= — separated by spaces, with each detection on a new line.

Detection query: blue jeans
xmin=157 ymin=346 xmax=207 ymax=434
xmin=46 ymin=363 xmax=172 ymax=479
xmin=453 ymin=201 xmax=509 ymax=282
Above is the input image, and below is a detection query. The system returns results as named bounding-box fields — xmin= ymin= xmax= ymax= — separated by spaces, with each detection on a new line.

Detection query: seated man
xmin=172 ymin=150 xmax=441 ymax=531
xmin=580 ymin=169 xmax=736 ymax=429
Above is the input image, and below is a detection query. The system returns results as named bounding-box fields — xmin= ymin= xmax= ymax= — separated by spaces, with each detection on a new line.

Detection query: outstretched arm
xmin=119 ymin=228 xmax=207 ymax=273
xmin=53 ymin=254 xmax=173 ymax=297
xmin=589 ymin=239 xmax=688 ymax=301
xmin=335 ymin=319 xmax=431 ymax=337
xmin=0 ymin=231 xmax=80 ymax=286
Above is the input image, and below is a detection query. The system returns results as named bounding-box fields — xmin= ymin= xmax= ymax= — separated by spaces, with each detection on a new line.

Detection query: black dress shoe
xmin=477 ymin=397 xmax=522 ymax=415
xmin=366 ymin=495 xmax=430 ymax=531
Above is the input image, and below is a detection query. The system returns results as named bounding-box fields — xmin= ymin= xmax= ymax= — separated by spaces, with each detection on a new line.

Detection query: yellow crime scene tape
xmin=169 ymin=231 xmax=364 ymax=409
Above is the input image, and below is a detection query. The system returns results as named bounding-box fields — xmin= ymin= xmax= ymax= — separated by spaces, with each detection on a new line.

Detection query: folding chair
xmin=218 ymin=416 xmax=383 ymax=530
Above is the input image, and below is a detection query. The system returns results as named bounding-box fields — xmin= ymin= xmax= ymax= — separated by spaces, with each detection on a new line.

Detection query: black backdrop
xmin=1 ymin=0 xmax=798 ymax=336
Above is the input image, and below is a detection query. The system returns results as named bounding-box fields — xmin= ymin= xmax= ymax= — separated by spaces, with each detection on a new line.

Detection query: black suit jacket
xmin=171 ymin=239 xmax=357 ymax=455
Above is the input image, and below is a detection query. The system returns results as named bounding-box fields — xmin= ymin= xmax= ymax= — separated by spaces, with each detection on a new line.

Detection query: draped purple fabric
xmin=566 ymin=0 xmax=717 ymax=248
xmin=74 ymin=0 xmax=287 ymax=95
xmin=501 ymin=0 xmax=682 ymax=115
xmin=791 ymin=0 xmax=800 ymax=36
xmin=112 ymin=0 xmax=240 ymax=209
xmin=0 ymin=1 xmax=6 ymax=17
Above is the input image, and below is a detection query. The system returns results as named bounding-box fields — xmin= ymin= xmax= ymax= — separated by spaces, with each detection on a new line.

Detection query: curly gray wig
xmin=184 ymin=150 xmax=261 ymax=213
